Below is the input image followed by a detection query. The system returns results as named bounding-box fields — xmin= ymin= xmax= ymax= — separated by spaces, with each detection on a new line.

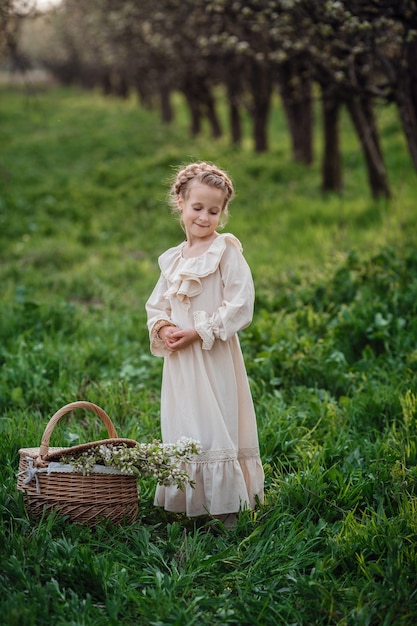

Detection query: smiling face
xmin=178 ymin=181 xmax=226 ymax=244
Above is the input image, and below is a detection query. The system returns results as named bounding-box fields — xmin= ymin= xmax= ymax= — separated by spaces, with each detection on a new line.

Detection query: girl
xmin=145 ymin=162 xmax=264 ymax=527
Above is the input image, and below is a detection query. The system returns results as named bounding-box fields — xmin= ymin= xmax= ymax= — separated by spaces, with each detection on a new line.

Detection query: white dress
xmin=145 ymin=233 xmax=264 ymax=517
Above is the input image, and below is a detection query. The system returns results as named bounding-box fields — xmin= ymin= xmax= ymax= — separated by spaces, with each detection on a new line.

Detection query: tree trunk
xmin=102 ymin=72 xmax=112 ymax=96
xmin=321 ymin=92 xmax=342 ymax=192
xmin=226 ymin=69 xmax=242 ymax=145
xmin=395 ymin=85 xmax=417 ymax=170
xmin=188 ymin=98 xmax=201 ymax=136
xmin=160 ymin=84 xmax=173 ymax=124
xmin=346 ymin=95 xmax=391 ymax=199
xmin=377 ymin=42 xmax=417 ymax=171
xmin=182 ymin=84 xmax=201 ymax=136
xmin=204 ymin=88 xmax=222 ymax=139
xmin=279 ymin=59 xmax=313 ymax=164
xmin=135 ymin=77 xmax=153 ymax=109
xmin=115 ymin=73 xmax=129 ymax=99
xmin=396 ymin=40 xmax=417 ymax=170
xmin=408 ymin=40 xmax=417 ymax=113
xmin=183 ymin=77 xmax=221 ymax=138
xmin=193 ymin=77 xmax=222 ymax=139
xmin=229 ymin=99 xmax=241 ymax=145
xmin=250 ymin=62 xmax=272 ymax=152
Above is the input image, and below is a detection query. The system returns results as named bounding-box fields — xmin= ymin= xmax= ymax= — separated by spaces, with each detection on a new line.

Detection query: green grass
xmin=1 ymin=84 xmax=417 ymax=625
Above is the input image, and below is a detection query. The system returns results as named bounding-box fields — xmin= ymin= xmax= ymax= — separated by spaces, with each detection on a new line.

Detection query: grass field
xmin=1 ymin=83 xmax=417 ymax=625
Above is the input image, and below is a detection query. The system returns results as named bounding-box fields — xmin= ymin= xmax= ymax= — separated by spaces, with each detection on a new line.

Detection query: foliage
xmin=1 ymin=85 xmax=417 ymax=624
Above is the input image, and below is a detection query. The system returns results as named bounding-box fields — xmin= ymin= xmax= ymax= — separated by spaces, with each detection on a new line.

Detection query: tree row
xmin=8 ymin=0 xmax=417 ymax=197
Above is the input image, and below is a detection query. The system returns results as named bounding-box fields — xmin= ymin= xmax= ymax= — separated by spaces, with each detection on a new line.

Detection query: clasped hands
xmin=158 ymin=325 xmax=200 ymax=352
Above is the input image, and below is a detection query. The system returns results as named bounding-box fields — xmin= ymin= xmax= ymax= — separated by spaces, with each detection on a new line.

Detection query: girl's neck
xmin=182 ymin=233 xmax=218 ymax=258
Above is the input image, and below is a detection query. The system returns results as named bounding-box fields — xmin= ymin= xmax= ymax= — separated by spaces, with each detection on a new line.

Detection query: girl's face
xmin=178 ymin=182 xmax=225 ymax=243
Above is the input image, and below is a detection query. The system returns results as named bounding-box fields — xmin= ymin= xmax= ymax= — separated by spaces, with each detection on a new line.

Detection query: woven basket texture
xmin=17 ymin=401 xmax=139 ymax=526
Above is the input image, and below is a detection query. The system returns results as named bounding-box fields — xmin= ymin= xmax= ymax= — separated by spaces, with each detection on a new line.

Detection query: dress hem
xmin=154 ymin=456 xmax=264 ymax=517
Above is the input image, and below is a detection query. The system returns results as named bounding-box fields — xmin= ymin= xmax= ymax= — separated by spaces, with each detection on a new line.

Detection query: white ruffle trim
xmin=164 ymin=277 xmax=202 ymax=309
xmin=159 ymin=234 xmax=242 ymax=310
xmin=154 ymin=450 xmax=264 ymax=517
xmin=194 ymin=310 xmax=219 ymax=350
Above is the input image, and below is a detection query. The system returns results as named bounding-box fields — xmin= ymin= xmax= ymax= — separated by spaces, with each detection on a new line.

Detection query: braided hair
xmin=169 ymin=162 xmax=234 ymax=228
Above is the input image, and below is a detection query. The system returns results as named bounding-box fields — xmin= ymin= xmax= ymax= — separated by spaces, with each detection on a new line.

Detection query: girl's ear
xmin=177 ymin=195 xmax=183 ymax=210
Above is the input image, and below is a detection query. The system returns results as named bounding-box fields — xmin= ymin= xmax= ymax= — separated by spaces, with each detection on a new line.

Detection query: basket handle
xmin=37 ymin=401 xmax=118 ymax=460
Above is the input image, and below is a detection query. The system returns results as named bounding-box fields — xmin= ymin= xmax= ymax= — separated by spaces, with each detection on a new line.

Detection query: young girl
xmin=145 ymin=162 xmax=264 ymax=526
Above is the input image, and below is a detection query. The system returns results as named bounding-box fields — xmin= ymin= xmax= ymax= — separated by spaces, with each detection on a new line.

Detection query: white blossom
xmin=59 ymin=437 xmax=202 ymax=490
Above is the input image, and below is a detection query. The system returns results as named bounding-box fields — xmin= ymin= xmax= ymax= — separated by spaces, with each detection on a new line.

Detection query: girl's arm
xmin=145 ymin=274 xmax=177 ymax=356
xmin=194 ymin=241 xmax=255 ymax=350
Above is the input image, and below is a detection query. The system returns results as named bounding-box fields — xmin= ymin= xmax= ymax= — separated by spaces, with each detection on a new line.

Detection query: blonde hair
xmin=169 ymin=161 xmax=234 ymax=228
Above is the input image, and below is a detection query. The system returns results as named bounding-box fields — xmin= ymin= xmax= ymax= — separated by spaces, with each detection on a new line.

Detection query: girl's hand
xmin=159 ymin=326 xmax=200 ymax=352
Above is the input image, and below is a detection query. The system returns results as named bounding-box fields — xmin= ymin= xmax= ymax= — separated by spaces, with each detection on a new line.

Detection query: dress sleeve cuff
xmin=150 ymin=320 xmax=176 ymax=356
xmin=194 ymin=311 xmax=218 ymax=350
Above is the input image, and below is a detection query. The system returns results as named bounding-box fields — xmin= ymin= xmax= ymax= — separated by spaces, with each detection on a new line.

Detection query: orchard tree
xmin=149 ymin=0 xmax=224 ymax=138
xmin=352 ymin=0 xmax=417 ymax=171
xmin=205 ymin=1 xmax=280 ymax=153
xmin=275 ymin=0 xmax=392 ymax=198
xmin=0 ymin=0 xmax=13 ymax=61
xmin=1 ymin=0 xmax=39 ymax=73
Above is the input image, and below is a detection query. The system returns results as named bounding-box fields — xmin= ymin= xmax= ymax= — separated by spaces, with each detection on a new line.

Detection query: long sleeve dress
xmin=145 ymin=233 xmax=264 ymax=517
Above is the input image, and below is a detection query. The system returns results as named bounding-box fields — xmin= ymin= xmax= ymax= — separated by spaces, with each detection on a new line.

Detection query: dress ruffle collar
xmin=159 ymin=233 xmax=242 ymax=307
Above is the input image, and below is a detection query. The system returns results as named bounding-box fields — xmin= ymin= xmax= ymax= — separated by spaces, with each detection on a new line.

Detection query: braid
xmin=169 ymin=162 xmax=234 ymax=226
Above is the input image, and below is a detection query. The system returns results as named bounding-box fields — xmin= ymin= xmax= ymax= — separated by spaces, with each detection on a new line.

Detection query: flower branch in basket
xmin=59 ymin=437 xmax=202 ymax=490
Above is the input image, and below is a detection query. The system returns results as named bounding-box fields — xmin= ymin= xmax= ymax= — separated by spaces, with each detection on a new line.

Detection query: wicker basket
xmin=17 ymin=401 xmax=139 ymax=526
